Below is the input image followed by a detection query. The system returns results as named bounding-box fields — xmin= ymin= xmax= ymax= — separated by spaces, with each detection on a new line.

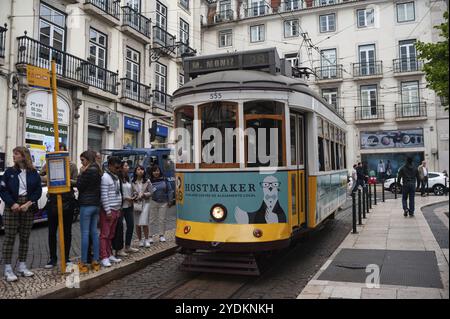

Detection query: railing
xmin=85 ymin=0 xmax=120 ymax=20
xmin=213 ymin=9 xmax=234 ymax=23
xmin=315 ymin=65 xmax=343 ymax=80
xmin=393 ymin=58 xmax=423 ymax=73
xmin=354 ymin=105 xmax=384 ymax=121
xmin=0 ymin=24 xmax=7 ymax=59
xmin=282 ymin=1 xmax=304 ymax=11
xmin=121 ymin=6 xmax=151 ymax=38
xmin=245 ymin=5 xmax=270 ymax=17
xmin=153 ymin=26 xmax=176 ymax=48
xmin=17 ymin=36 xmax=118 ymax=94
xmin=177 ymin=42 xmax=196 ymax=58
xmin=153 ymin=90 xmax=172 ymax=112
xmin=121 ymin=78 xmax=151 ymax=105
xmin=353 ymin=61 xmax=383 ymax=77
xmin=395 ymin=102 xmax=427 ymax=119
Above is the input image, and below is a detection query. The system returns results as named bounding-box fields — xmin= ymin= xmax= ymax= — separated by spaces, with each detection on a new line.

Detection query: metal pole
xmin=358 ymin=188 xmax=362 ymax=224
xmin=445 ymin=177 xmax=448 ymax=196
xmin=362 ymin=185 xmax=366 ymax=217
xmin=368 ymin=183 xmax=372 ymax=209
xmin=365 ymin=185 xmax=369 ymax=214
xmin=51 ymin=60 xmax=66 ymax=274
xmin=426 ymin=178 xmax=429 ymax=196
xmin=374 ymin=182 xmax=377 ymax=205
xmin=394 ymin=176 xmax=397 ymax=199
xmin=352 ymin=191 xmax=357 ymax=234
xmin=382 ymin=181 xmax=385 ymax=202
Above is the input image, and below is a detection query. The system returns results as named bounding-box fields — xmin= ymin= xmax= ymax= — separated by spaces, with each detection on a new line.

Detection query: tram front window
xmin=244 ymin=101 xmax=285 ymax=167
xmin=175 ymin=106 xmax=194 ymax=167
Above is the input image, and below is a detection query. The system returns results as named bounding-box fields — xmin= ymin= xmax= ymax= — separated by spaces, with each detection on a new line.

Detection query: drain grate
xmin=318 ymin=249 xmax=443 ymax=289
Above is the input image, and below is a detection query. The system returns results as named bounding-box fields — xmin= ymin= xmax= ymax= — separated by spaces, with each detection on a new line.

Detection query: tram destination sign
xmin=184 ymin=48 xmax=279 ymax=80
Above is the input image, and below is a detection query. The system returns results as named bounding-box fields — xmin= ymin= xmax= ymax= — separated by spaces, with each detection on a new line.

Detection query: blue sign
xmin=156 ymin=125 xmax=168 ymax=137
xmin=124 ymin=116 xmax=141 ymax=132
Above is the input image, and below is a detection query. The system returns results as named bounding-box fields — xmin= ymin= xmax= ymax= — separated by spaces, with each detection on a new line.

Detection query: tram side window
xmin=318 ymin=137 xmax=325 ymax=172
xmin=200 ymin=102 xmax=238 ymax=167
xmin=244 ymin=101 xmax=285 ymax=168
xmin=175 ymin=105 xmax=194 ymax=168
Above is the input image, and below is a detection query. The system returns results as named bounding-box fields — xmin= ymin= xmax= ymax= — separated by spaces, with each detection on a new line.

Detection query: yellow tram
xmin=172 ymin=48 xmax=348 ymax=274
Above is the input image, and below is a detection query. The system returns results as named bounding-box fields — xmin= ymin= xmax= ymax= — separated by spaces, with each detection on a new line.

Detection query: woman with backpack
xmin=131 ymin=165 xmax=153 ymax=247
xmin=148 ymin=165 xmax=174 ymax=243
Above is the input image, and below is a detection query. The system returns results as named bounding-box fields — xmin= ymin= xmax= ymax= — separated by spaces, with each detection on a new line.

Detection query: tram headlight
xmin=210 ymin=204 xmax=227 ymax=222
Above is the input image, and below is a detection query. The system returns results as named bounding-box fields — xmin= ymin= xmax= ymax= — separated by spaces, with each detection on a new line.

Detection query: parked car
xmin=383 ymin=171 xmax=449 ymax=195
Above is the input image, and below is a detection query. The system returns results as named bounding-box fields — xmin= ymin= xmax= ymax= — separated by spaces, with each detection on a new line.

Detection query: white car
xmin=383 ymin=172 xmax=449 ymax=195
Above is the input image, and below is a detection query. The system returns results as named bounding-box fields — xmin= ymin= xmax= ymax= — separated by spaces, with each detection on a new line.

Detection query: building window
xmin=39 ymin=3 xmax=66 ymax=66
xmin=397 ymin=2 xmax=415 ymax=22
xmin=357 ymin=8 xmax=374 ymax=28
xmin=320 ymin=48 xmax=337 ymax=78
xmin=284 ymin=19 xmax=299 ymax=38
xmin=399 ymin=39 xmax=417 ymax=71
xmin=125 ymin=47 xmax=140 ymax=96
xmin=89 ymin=28 xmax=108 ymax=81
xmin=322 ymin=88 xmax=339 ymax=109
xmin=285 ymin=53 xmax=299 ymax=68
xmin=156 ymin=1 xmax=167 ymax=30
xmin=154 ymin=62 xmax=167 ymax=105
xmin=250 ymin=24 xmax=265 ymax=42
xmin=285 ymin=0 xmax=301 ymax=11
xmin=358 ymin=44 xmax=376 ymax=75
xmin=401 ymin=81 xmax=420 ymax=116
xmin=219 ymin=29 xmax=232 ymax=47
xmin=179 ymin=72 xmax=185 ymax=88
xmin=179 ymin=0 xmax=189 ymax=11
xmin=360 ymin=84 xmax=378 ymax=119
xmin=319 ymin=14 xmax=335 ymax=33
xmin=179 ymin=18 xmax=189 ymax=44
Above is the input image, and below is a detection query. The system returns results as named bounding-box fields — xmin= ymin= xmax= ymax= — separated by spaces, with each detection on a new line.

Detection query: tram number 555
xmin=209 ymin=92 xmax=222 ymax=100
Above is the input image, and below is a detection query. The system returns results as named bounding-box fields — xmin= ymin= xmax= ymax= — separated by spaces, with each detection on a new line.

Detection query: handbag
xmin=134 ymin=200 xmax=143 ymax=213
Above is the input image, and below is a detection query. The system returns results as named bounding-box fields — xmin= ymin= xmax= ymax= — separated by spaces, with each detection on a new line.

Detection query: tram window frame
xmin=243 ymin=100 xmax=286 ymax=168
xmin=290 ymin=115 xmax=296 ymax=166
xmin=174 ymin=105 xmax=195 ymax=169
xmin=298 ymin=116 xmax=304 ymax=166
xmin=199 ymin=101 xmax=240 ymax=169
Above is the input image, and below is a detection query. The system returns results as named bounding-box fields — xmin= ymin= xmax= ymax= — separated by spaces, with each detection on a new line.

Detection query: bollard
xmin=362 ymin=185 xmax=366 ymax=218
xmin=368 ymin=183 xmax=372 ymax=209
xmin=365 ymin=185 xmax=370 ymax=214
xmin=382 ymin=181 xmax=385 ymax=202
xmin=352 ymin=191 xmax=357 ymax=234
xmin=374 ymin=182 xmax=377 ymax=205
xmin=427 ymin=178 xmax=430 ymax=196
xmin=394 ymin=176 xmax=397 ymax=199
xmin=358 ymin=188 xmax=362 ymax=224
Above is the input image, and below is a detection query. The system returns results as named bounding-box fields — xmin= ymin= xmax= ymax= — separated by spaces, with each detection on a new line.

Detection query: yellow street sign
xmin=27 ymin=65 xmax=51 ymax=88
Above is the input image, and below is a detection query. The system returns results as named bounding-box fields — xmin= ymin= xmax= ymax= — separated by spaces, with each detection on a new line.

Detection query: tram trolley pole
xmin=374 ymin=182 xmax=377 ymax=205
xmin=352 ymin=191 xmax=357 ymax=234
xmin=358 ymin=188 xmax=363 ymax=224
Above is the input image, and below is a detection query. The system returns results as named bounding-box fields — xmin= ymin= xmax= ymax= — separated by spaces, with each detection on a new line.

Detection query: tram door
xmin=290 ymin=113 xmax=306 ymax=228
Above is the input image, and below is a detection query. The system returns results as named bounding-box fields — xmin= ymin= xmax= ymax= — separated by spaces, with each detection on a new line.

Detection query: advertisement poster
xmin=27 ymin=144 xmax=47 ymax=168
xmin=177 ymin=172 xmax=288 ymax=224
xmin=25 ymin=119 xmax=68 ymax=154
xmin=360 ymin=129 xmax=424 ymax=149
xmin=315 ymin=171 xmax=347 ymax=224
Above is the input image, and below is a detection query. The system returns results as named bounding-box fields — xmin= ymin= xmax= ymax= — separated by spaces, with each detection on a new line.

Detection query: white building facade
xmin=0 ymin=0 xmax=201 ymax=169
xmin=199 ymin=0 xmax=449 ymax=175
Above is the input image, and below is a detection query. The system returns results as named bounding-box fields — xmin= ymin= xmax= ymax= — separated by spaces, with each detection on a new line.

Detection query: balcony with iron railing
xmin=0 ymin=24 xmax=7 ymax=64
xmin=354 ymin=105 xmax=385 ymax=122
xmin=212 ymin=9 xmax=234 ymax=24
xmin=314 ymin=65 xmax=343 ymax=82
xmin=280 ymin=0 xmax=357 ymax=12
xmin=121 ymin=6 xmax=151 ymax=43
xmin=152 ymin=90 xmax=172 ymax=113
xmin=84 ymin=0 xmax=120 ymax=26
xmin=353 ymin=61 xmax=383 ymax=78
xmin=245 ymin=4 xmax=270 ymax=18
xmin=395 ymin=102 xmax=427 ymax=120
xmin=120 ymin=78 xmax=151 ymax=107
xmin=177 ymin=42 xmax=196 ymax=59
xmin=153 ymin=26 xmax=176 ymax=49
xmin=17 ymin=35 xmax=118 ymax=95
xmin=393 ymin=58 xmax=423 ymax=75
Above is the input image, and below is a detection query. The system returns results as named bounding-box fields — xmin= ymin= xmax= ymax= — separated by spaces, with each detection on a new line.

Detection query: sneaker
xmin=17 ymin=266 xmax=34 ymax=277
xmin=404 ymin=209 xmax=409 ymax=217
xmin=116 ymin=250 xmax=128 ymax=257
xmin=101 ymin=258 xmax=112 ymax=268
xmin=4 ymin=269 xmax=18 ymax=282
xmin=44 ymin=260 xmax=57 ymax=269
xmin=109 ymin=255 xmax=122 ymax=263
xmin=91 ymin=261 xmax=101 ymax=272
xmin=125 ymin=247 xmax=139 ymax=253
xmin=65 ymin=261 xmax=75 ymax=274
xmin=409 ymin=212 xmax=415 ymax=217
xmin=159 ymin=235 xmax=166 ymax=242
xmin=139 ymin=239 xmax=145 ymax=247
xmin=144 ymin=239 xmax=152 ymax=247
xmin=78 ymin=262 xmax=89 ymax=273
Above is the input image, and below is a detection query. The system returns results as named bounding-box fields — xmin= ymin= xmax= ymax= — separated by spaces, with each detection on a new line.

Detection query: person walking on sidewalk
xmin=0 ymin=146 xmax=42 ymax=282
xmin=41 ymin=143 xmax=78 ymax=270
xmin=418 ymin=161 xmax=429 ymax=197
xmin=112 ymin=161 xmax=139 ymax=256
xmin=132 ymin=165 xmax=153 ymax=247
xmin=398 ymin=157 xmax=420 ymax=217
xmin=148 ymin=165 xmax=174 ymax=243
xmin=77 ymin=150 xmax=102 ymax=272
xmin=99 ymin=156 xmax=123 ymax=267
xmin=352 ymin=162 xmax=365 ymax=193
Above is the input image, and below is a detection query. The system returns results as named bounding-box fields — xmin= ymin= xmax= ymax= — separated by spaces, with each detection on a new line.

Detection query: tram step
xmin=181 ymin=253 xmax=260 ymax=276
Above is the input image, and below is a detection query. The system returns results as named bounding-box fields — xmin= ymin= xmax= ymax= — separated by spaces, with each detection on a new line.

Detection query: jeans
xmin=420 ymin=177 xmax=428 ymax=195
xmin=352 ymin=179 xmax=364 ymax=193
xmin=48 ymin=204 xmax=74 ymax=262
xmin=402 ymin=183 xmax=416 ymax=214
xmin=112 ymin=206 xmax=135 ymax=250
xmin=79 ymin=205 xmax=100 ymax=263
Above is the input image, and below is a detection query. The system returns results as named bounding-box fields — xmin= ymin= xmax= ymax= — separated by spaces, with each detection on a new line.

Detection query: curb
xmin=34 ymin=245 xmax=178 ymax=299
xmin=420 ymin=200 xmax=449 ymax=211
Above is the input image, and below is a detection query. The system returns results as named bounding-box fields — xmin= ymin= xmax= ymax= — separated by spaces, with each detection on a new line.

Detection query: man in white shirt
xmin=418 ymin=161 xmax=428 ymax=196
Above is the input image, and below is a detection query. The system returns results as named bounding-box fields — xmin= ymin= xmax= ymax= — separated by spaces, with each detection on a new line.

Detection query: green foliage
xmin=416 ymin=11 xmax=449 ymax=111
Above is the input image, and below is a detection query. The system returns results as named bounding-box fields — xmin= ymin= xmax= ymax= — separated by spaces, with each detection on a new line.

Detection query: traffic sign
xmin=26 ymin=65 xmax=50 ymax=88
